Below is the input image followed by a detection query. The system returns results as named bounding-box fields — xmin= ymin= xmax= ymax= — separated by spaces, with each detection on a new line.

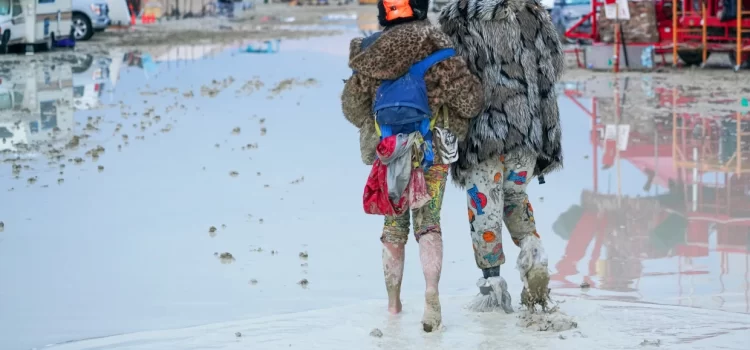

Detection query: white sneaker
xmin=471 ymin=276 xmax=513 ymax=313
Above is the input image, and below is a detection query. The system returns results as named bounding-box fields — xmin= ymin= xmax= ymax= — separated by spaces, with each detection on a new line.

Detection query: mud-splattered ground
xmin=1 ymin=4 xmax=749 ymax=350
xmin=78 ymin=4 xmax=371 ymax=50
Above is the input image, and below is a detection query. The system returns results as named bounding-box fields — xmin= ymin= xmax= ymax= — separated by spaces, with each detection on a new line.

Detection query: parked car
xmin=72 ymin=0 xmax=111 ymax=41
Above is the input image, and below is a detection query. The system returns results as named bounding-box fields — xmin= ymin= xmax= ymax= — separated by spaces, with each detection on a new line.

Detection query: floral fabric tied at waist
xmin=363 ymin=133 xmax=432 ymax=216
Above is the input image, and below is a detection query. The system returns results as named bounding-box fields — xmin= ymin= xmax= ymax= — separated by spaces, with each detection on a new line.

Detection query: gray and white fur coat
xmin=438 ymin=0 xmax=564 ymax=187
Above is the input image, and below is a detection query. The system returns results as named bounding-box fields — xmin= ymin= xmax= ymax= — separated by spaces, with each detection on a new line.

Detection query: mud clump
xmin=289 ymin=176 xmax=304 ymax=184
xmin=231 ymin=127 xmax=241 ymax=135
xmin=517 ymin=308 xmax=578 ymax=332
xmin=580 ymin=282 xmax=590 ymax=289
xmin=369 ymin=328 xmax=383 ymax=338
xmin=209 ymin=226 xmax=217 ymax=237
xmin=98 ymin=165 xmax=104 ymax=172
xmin=229 ymin=171 xmax=239 ymax=177
xmin=249 ymin=279 xmax=258 ymax=285
xmin=298 ymin=278 xmax=309 ymax=288
xmin=235 ymin=332 xmax=242 ymax=338
xmin=299 ymin=251 xmax=308 ymax=259
xmin=66 ymin=136 xmax=81 ymax=149
xmin=237 ymin=78 xmax=264 ymax=95
xmin=269 ymin=78 xmax=318 ymax=96
xmin=640 ymin=339 xmax=661 ymax=347
xmin=0 ymin=221 xmax=4 ymax=232
xmin=219 ymin=252 xmax=235 ymax=264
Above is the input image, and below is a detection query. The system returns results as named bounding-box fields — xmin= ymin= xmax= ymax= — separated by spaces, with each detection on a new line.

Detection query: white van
xmin=0 ymin=0 xmax=73 ymax=53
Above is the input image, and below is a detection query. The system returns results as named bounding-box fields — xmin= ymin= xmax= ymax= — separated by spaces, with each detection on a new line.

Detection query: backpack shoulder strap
xmin=360 ymin=31 xmax=382 ymax=50
xmin=409 ymin=48 xmax=456 ymax=77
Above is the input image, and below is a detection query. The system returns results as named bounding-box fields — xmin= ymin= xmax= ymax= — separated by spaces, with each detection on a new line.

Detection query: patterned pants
xmin=381 ymin=165 xmax=449 ymax=244
xmin=466 ymin=152 xmax=540 ymax=269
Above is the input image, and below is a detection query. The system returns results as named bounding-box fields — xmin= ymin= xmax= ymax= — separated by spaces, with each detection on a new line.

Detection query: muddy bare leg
xmin=382 ymin=241 xmax=405 ymax=314
xmin=413 ymin=165 xmax=449 ymax=331
xmin=382 ymin=214 xmax=409 ymax=315
xmin=418 ymin=230 xmax=442 ymax=332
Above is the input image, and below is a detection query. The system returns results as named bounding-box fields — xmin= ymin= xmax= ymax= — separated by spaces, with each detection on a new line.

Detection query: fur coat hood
xmin=438 ymin=0 xmax=565 ymax=186
xmin=341 ymin=20 xmax=483 ymax=165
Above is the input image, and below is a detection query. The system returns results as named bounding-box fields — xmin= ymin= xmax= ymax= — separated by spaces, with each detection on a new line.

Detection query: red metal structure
xmin=553 ymin=83 xmax=750 ymax=312
xmin=565 ymin=0 xmax=750 ymax=69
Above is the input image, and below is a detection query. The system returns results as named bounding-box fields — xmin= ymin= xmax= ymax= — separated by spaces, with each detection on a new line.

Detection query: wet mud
xmin=1 ymin=4 xmax=749 ymax=350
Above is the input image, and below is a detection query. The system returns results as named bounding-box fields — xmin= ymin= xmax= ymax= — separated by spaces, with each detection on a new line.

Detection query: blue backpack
xmin=357 ymin=32 xmax=456 ymax=169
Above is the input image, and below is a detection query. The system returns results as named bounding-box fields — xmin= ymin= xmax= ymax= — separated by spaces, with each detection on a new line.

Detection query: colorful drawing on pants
xmin=493 ymin=171 xmax=503 ymax=183
xmin=507 ymin=170 xmax=528 ymax=185
xmin=504 ymin=203 xmax=517 ymax=216
xmin=524 ymin=199 xmax=535 ymax=223
xmin=467 ymin=185 xmax=487 ymax=215
xmin=482 ymin=231 xmax=497 ymax=243
xmin=483 ymin=242 xmax=504 ymax=264
xmin=468 ymin=208 xmax=475 ymax=223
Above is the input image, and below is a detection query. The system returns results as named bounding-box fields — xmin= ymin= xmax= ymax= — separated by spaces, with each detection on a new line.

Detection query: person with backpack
xmin=438 ymin=0 xmax=565 ymax=312
xmin=341 ymin=0 xmax=483 ymax=332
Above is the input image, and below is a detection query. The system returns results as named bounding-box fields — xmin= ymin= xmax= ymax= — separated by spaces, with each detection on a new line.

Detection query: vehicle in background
xmin=105 ymin=0 xmax=130 ymax=26
xmin=551 ymin=0 xmax=591 ymax=41
xmin=72 ymin=0 xmax=111 ymax=41
xmin=0 ymin=62 xmax=74 ymax=154
xmin=0 ymin=0 xmax=74 ymax=54
xmin=71 ymin=53 xmax=111 ymax=110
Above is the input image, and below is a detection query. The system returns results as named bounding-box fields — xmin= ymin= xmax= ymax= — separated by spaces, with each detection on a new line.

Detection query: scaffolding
xmin=669 ymin=0 xmax=750 ymax=69
xmin=557 ymin=84 xmax=750 ymax=312
xmin=565 ymin=0 xmax=750 ymax=70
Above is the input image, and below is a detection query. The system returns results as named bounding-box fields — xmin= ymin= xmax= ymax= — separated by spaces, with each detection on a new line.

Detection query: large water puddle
xmin=0 ymin=35 xmax=748 ymax=349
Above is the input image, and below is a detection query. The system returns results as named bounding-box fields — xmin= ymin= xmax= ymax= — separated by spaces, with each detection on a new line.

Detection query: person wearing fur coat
xmin=438 ymin=0 xmax=564 ymax=311
xmin=341 ymin=0 xmax=484 ymax=332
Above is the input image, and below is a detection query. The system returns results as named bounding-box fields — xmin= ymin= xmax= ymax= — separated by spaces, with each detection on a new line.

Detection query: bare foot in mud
xmin=422 ymin=291 xmax=441 ymax=332
xmin=387 ymin=299 xmax=402 ymax=315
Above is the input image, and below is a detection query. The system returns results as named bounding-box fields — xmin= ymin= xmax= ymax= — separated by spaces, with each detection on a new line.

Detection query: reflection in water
xmin=71 ymin=54 xmax=112 ymax=110
xmin=554 ymin=79 xmax=750 ymax=313
xmin=121 ymin=40 xmax=286 ymax=78
xmin=241 ymin=40 xmax=281 ymax=54
xmin=0 ymin=63 xmax=75 ymax=155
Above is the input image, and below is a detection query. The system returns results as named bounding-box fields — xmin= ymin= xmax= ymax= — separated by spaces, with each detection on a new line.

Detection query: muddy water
xmin=0 ymin=35 xmax=748 ymax=350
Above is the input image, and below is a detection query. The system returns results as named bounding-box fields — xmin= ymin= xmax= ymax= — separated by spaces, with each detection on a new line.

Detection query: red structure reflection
xmin=553 ymin=81 xmax=750 ymax=312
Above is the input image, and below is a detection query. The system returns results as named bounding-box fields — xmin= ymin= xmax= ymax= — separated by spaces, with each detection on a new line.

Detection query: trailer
xmin=0 ymin=0 xmax=73 ymax=53
xmin=565 ymin=0 xmax=750 ymax=70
